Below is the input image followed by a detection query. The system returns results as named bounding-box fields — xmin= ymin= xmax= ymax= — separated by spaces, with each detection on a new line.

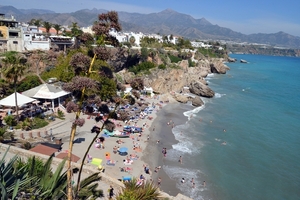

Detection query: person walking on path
xmin=109 ymin=185 xmax=114 ymax=199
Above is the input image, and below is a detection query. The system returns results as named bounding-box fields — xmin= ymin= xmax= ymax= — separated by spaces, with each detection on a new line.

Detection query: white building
xmin=0 ymin=14 xmax=51 ymax=52
xmin=81 ymin=26 xmax=94 ymax=34
xmin=191 ymin=41 xmax=212 ymax=48
xmin=0 ymin=14 xmax=23 ymax=52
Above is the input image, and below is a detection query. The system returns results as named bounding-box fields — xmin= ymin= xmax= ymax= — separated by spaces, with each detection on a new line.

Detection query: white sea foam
xmin=163 ymin=165 xmax=206 ymax=200
xmin=183 ymin=104 xmax=205 ymax=120
xmin=214 ymin=93 xmax=226 ymax=98
xmin=172 ymin=142 xmax=193 ymax=154
xmin=242 ymin=87 xmax=251 ymax=92
xmin=171 ymin=124 xmax=204 ymax=154
xmin=206 ymin=73 xmax=215 ymax=79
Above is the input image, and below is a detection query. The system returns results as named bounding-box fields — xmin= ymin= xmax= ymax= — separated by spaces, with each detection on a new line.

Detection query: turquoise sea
xmin=164 ymin=54 xmax=300 ymax=200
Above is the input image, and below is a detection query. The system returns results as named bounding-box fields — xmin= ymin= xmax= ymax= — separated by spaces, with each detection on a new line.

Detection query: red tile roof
xmin=30 ymin=144 xmax=58 ymax=156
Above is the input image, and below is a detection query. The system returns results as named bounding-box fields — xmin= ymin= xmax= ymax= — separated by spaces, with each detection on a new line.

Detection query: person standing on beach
xmin=162 ymin=148 xmax=167 ymax=157
xmin=179 ymin=156 xmax=182 ymax=164
xmin=158 ymin=177 xmax=162 ymax=187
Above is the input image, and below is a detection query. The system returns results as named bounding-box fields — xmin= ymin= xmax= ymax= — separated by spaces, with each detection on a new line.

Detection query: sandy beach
xmin=144 ymin=103 xmax=192 ymax=196
xmin=58 ymin=94 xmax=179 ymax=194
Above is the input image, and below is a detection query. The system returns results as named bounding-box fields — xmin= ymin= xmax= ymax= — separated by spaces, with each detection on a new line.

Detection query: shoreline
xmin=142 ymin=103 xmax=180 ymax=195
xmin=143 ymin=102 xmax=193 ymax=196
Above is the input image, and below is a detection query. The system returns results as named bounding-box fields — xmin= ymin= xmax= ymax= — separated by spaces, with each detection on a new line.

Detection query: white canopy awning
xmin=0 ymin=92 xmax=35 ymax=107
xmin=22 ymin=83 xmax=70 ymax=100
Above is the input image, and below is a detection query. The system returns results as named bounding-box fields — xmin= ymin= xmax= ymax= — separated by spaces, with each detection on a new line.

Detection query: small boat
xmin=240 ymin=59 xmax=248 ymax=63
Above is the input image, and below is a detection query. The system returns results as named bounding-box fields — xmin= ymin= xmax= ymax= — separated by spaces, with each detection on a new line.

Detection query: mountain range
xmin=1 ymin=5 xmax=300 ymax=49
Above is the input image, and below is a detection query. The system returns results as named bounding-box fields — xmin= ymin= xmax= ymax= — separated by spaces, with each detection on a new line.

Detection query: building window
xmin=13 ymin=41 xmax=18 ymax=44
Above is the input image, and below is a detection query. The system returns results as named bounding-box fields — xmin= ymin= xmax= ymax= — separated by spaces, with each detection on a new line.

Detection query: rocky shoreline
xmin=116 ymin=56 xmax=230 ymax=106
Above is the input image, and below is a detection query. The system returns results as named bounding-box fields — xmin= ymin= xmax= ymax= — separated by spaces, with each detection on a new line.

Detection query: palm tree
xmin=69 ymin=22 xmax=83 ymax=48
xmin=53 ymin=24 xmax=62 ymax=35
xmin=29 ymin=18 xmax=43 ymax=29
xmin=43 ymin=21 xmax=52 ymax=35
xmin=2 ymin=51 xmax=27 ymax=122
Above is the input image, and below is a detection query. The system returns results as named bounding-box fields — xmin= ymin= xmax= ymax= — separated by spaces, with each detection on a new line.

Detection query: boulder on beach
xmin=192 ymin=96 xmax=204 ymax=107
xmin=189 ymin=80 xmax=215 ymax=98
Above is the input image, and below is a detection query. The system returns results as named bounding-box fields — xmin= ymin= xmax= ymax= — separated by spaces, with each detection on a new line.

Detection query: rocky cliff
xmin=115 ymin=52 xmax=230 ymax=106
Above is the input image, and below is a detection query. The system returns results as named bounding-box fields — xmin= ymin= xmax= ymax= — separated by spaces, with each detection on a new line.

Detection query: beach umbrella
xmin=119 ymin=147 xmax=128 ymax=153
xmin=91 ymin=158 xmax=102 ymax=166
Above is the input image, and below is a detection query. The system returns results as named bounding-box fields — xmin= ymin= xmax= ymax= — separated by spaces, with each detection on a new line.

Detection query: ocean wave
xmin=206 ymin=73 xmax=215 ymax=79
xmin=163 ymin=165 xmax=206 ymax=200
xmin=214 ymin=93 xmax=226 ymax=98
xmin=183 ymin=104 xmax=205 ymax=120
xmin=172 ymin=142 xmax=193 ymax=154
xmin=171 ymin=125 xmax=204 ymax=154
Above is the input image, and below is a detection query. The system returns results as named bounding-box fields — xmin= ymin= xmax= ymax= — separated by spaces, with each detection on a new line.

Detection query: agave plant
xmin=0 ymin=146 xmax=36 ymax=199
xmin=12 ymin=154 xmax=104 ymax=199
xmin=33 ymin=155 xmax=68 ymax=199
xmin=116 ymin=178 xmax=161 ymax=200
xmin=74 ymin=172 xmax=103 ymax=199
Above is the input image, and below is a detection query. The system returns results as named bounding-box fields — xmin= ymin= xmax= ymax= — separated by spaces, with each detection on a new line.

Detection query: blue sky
xmin=2 ymin=0 xmax=300 ymax=36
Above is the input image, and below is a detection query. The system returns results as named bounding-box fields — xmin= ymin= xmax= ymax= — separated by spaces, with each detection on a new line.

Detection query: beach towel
xmin=122 ymin=176 xmax=132 ymax=181
xmin=134 ymin=147 xmax=142 ymax=152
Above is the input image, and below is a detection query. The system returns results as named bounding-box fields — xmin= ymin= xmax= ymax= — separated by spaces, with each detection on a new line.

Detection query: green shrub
xmin=31 ymin=117 xmax=49 ymax=129
xmin=128 ymin=61 xmax=156 ymax=74
xmin=57 ymin=109 xmax=65 ymax=119
xmin=168 ymin=55 xmax=182 ymax=63
xmin=158 ymin=64 xmax=167 ymax=70
xmin=188 ymin=59 xmax=196 ymax=67
xmin=4 ymin=115 xmax=17 ymax=127
xmin=17 ymin=75 xmax=42 ymax=92
xmin=140 ymin=47 xmax=148 ymax=60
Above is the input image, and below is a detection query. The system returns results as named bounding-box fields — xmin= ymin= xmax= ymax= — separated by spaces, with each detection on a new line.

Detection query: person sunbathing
xmin=130 ymin=154 xmax=139 ymax=160
xmin=117 ymin=139 xmax=124 ymax=144
xmin=107 ymin=160 xmax=116 ymax=164
xmin=123 ymin=159 xmax=133 ymax=164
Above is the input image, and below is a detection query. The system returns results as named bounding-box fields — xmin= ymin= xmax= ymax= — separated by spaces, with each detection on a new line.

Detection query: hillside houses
xmin=0 ymin=14 xmax=74 ymax=52
xmin=83 ymin=26 xmax=181 ymax=47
